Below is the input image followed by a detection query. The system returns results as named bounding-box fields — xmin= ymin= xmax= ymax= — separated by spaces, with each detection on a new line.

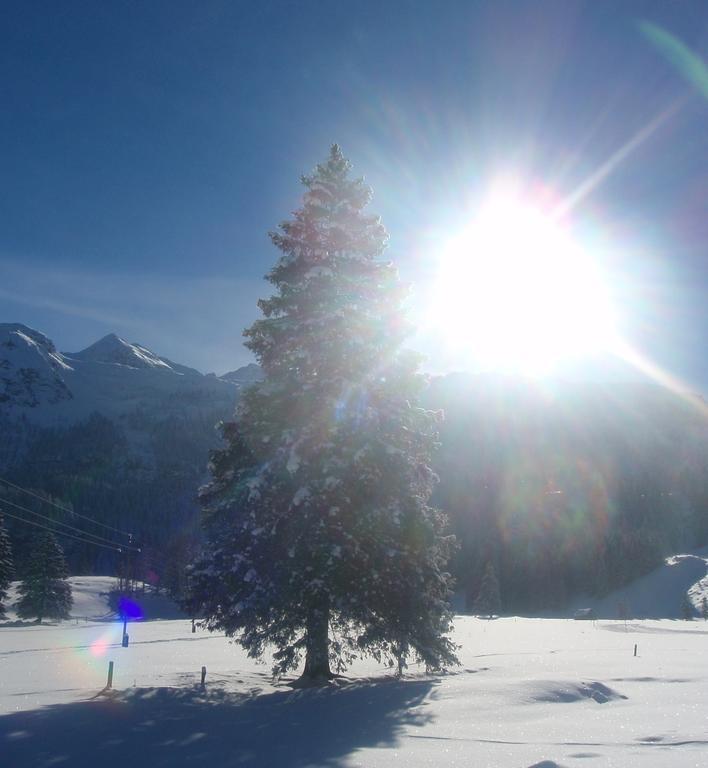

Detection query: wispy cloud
xmin=0 ymin=286 xmax=147 ymax=330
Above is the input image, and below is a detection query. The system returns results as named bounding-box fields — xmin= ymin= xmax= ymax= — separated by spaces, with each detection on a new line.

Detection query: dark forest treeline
xmin=0 ymin=407 xmax=226 ymax=589
xmin=429 ymin=374 xmax=708 ymax=611
xmin=1 ymin=373 xmax=707 ymax=609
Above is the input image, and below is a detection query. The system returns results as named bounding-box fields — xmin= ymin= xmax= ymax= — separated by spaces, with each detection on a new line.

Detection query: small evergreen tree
xmin=616 ymin=600 xmax=631 ymax=623
xmin=188 ymin=146 xmax=457 ymax=682
xmin=473 ymin=561 xmax=501 ymax=619
xmin=163 ymin=533 xmax=197 ymax=600
xmin=701 ymin=596 xmax=708 ymax=622
xmin=0 ymin=514 xmax=13 ymax=617
xmin=16 ymin=532 xmax=72 ymax=623
xmin=680 ymin=593 xmax=694 ymax=621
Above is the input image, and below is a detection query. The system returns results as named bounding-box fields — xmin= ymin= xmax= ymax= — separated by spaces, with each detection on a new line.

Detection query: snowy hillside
xmin=570 ymin=549 xmax=708 ymax=620
xmin=1 ymin=598 xmax=707 ymax=766
xmin=2 ymin=576 xmax=185 ymax=623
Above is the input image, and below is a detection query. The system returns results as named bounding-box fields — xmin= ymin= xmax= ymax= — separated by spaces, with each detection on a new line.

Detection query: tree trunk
xmin=301 ymin=600 xmax=332 ymax=683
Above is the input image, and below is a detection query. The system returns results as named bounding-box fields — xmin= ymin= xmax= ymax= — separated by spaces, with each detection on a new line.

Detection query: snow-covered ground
xmin=1 ymin=578 xmax=707 ymax=767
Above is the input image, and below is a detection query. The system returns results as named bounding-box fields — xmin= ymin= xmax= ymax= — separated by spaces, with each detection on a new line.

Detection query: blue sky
xmin=1 ymin=1 xmax=706 ymax=385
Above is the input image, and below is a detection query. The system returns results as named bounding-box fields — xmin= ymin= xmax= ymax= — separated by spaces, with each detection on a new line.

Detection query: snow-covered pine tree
xmin=187 ymin=145 xmax=457 ymax=682
xmin=16 ymin=531 xmax=72 ymax=623
xmin=0 ymin=514 xmax=13 ymax=617
xmin=473 ymin=561 xmax=501 ymax=619
xmin=701 ymin=596 xmax=708 ymax=622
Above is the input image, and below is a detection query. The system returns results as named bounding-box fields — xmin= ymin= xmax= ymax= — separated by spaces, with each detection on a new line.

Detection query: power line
xmin=0 ymin=506 xmax=126 ymax=553
xmin=0 ymin=475 xmax=134 ymax=539
xmin=0 ymin=497 xmax=141 ymax=553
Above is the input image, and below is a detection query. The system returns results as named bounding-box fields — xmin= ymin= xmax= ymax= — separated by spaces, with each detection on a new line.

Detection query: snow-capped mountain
xmin=0 ymin=323 xmax=260 ymax=424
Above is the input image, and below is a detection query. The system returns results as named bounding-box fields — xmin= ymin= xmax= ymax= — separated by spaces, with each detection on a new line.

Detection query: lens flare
xmin=89 ymin=630 xmax=114 ymax=657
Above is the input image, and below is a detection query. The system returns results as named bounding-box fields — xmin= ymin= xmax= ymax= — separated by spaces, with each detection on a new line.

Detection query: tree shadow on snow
xmin=0 ymin=678 xmax=436 ymax=768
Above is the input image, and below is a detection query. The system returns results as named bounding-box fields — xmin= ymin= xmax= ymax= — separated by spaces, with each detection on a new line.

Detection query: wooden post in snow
xmin=107 ymin=661 xmax=114 ymax=689
xmin=201 ymin=666 xmax=206 ymax=687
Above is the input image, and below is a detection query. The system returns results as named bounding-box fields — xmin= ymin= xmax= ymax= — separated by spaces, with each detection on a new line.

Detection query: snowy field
xmin=1 ymin=578 xmax=707 ymax=767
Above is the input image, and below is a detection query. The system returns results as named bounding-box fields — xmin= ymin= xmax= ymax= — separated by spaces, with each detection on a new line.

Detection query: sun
xmin=427 ymin=186 xmax=617 ymax=376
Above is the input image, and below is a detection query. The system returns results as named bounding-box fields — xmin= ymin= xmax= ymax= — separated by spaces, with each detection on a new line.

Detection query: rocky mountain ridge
xmin=0 ymin=323 xmax=262 ymax=424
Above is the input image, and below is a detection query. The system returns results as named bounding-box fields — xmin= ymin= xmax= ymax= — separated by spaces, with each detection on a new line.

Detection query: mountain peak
xmin=220 ymin=363 xmax=264 ymax=386
xmin=0 ymin=323 xmax=56 ymax=353
xmin=70 ymin=334 xmax=174 ymax=371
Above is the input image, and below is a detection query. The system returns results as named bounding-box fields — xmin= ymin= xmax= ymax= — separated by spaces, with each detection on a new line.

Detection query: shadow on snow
xmin=0 ymin=678 xmax=436 ymax=768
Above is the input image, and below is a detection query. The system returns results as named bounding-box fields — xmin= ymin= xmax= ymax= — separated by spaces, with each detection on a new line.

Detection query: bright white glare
xmin=427 ymin=186 xmax=618 ymax=376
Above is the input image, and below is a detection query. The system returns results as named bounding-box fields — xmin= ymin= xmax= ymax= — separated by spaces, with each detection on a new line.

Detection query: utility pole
xmin=127 ymin=532 xmax=134 ymax=594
